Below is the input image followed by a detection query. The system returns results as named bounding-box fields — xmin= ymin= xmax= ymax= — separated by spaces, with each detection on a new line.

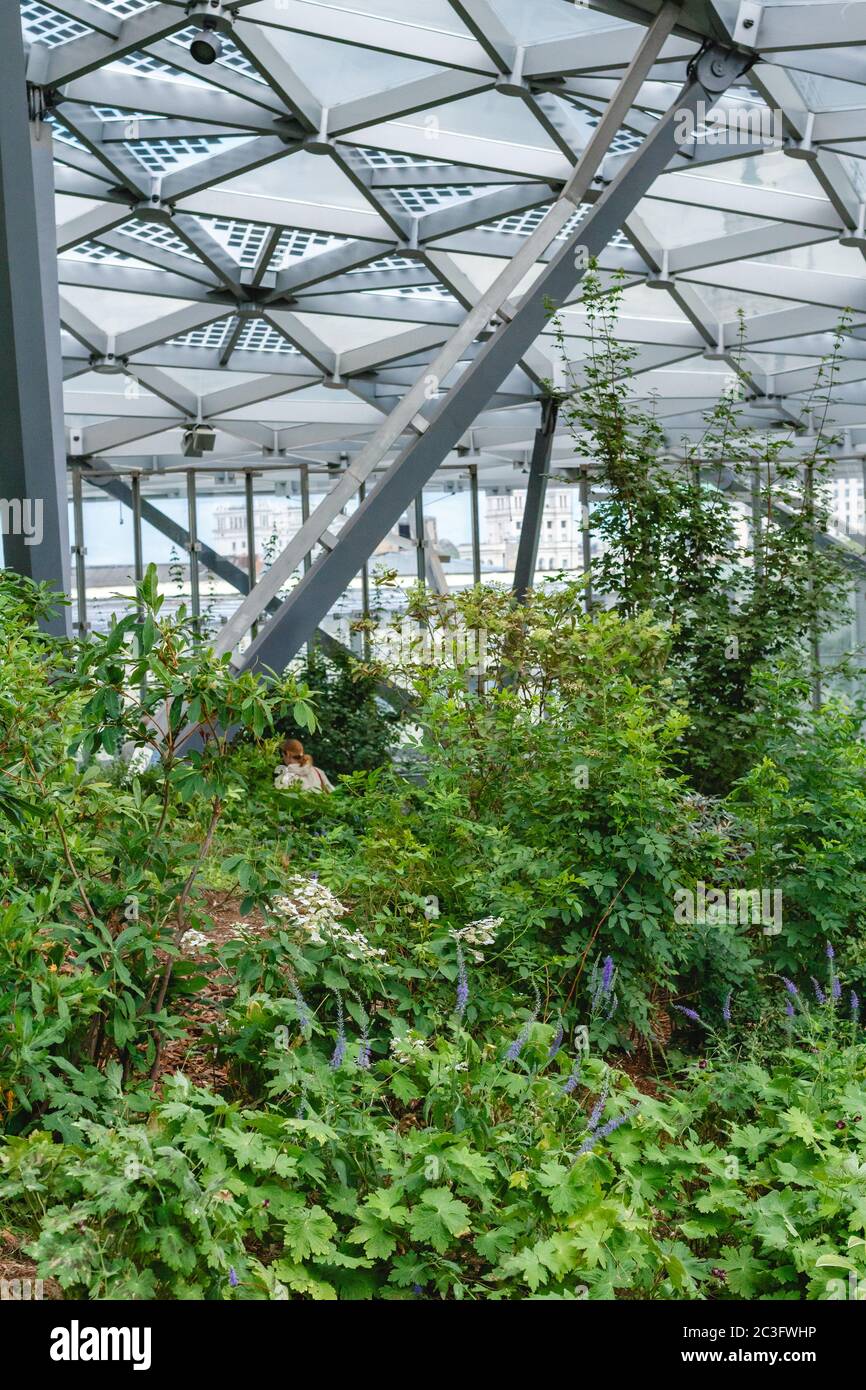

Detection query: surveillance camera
xmin=182 ymin=425 xmax=216 ymax=458
xmin=190 ymin=25 xmax=222 ymax=65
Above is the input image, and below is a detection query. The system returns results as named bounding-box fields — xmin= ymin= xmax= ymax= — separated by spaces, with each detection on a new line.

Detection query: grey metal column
xmin=300 ymin=463 xmax=311 ymax=573
xmin=414 ymin=492 xmax=426 ymax=586
xmin=512 ymin=398 xmax=558 ymax=602
xmin=130 ymin=472 xmax=144 ymax=585
xmin=469 ymin=464 xmax=482 ymax=586
xmin=859 ymin=460 xmax=866 ymax=673
xmin=71 ymin=466 xmax=88 ymax=637
xmin=244 ymin=469 xmax=258 ymax=639
xmin=751 ymin=461 xmax=764 ymax=581
xmin=805 ymin=461 xmax=822 ymax=710
xmin=359 ymin=479 xmax=371 ymax=660
xmin=0 ymin=15 xmax=71 ymax=634
xmin=579 ymin=465 xmax=594 ymax=614
xmin=186 ymin=470 xmax=201 ymax=629
xmin=236 ymin=44 xmax=751 ymax=675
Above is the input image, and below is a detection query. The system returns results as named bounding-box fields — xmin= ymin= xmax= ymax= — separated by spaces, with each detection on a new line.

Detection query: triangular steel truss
xmin=7 ymin=0 xmax=866 ymax=645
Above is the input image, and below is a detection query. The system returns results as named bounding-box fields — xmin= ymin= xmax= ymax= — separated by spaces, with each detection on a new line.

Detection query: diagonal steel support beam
xmin=512 ymin=397 xmax=560 ymax=602
xmin=84 ymin=469 xmax=412 ymax=712
xmin=232 ymin=37 xmax=752 ymax=676
xmin=0 ymin=21 xmax=71 ymax=635
xmin=214 ymin=3 xmax=684 ymax=662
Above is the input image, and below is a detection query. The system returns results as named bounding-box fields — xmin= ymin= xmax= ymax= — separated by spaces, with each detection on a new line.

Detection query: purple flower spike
xmin=673 ymin=1004 xmax=704 ymax=1025
xmin=505 ymin=991 xmax=539 ymax=1062
xmin=851 ymin=991 xmax=860 ymax=1022
xmin=781 ymin=977 xmax=798 ymax=996
xmin=505 ymin=1019 xmax=533 ymax=1063
xmin=811 ymin=977 xmax=825 ymax=1005
xmin=548 ymin=1021 xmax=565 ymax=1062
xmin=722 ymin=991 xmax=732 ymax=1023
xmin=832 ymin=974 xmax=842 ymax=1002
xmin=601 ymin=956 xmax=615 ymax=994
xmin=563 ymin=1059 xmax=582 ymax=1095
xmin=330 ymin=997 xmax=346 ymax=1069
xmin=577 ymin=1105 xmax=640 ymax=1157
xmin=588 ymin=1076 xmax=610 ymax=1132
xmin=229 ymin=1267 xmax=239 ymax=1288
xmin=454 ymin=942 xmax=469 ymax=1020
xmin=785 ymin=1000 xmax=795 ymax=1018
xmin=826 ymin=942 xmax=835 ymax=961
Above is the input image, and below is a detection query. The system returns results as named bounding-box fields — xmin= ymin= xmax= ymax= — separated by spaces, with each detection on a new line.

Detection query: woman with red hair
xmin=274 ymin=738 xmax=334 ymax=794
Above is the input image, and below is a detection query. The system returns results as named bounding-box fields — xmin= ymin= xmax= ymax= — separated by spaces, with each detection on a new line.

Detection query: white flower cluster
xmin=453 ymin=916 xmax=502 ymax=946
xmin=229 ymin=919 xmax=267 ymax=942
xmin=389 ymin=1032 xmax=429 ymax=1065
xmin=451 ymin=915 xmax=503 ymax=961
xmin=271 ymin=876 xmax=384 ymax=962
xmin=325 ymin=923 xmax=386 ymax=962
xmin=179 ymin=929 xmax=210 ymax=954
xmin=271 ymin=876 xmax=348 ymax=930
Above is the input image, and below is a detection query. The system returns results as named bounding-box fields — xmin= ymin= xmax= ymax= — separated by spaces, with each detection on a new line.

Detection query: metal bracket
xmin=26 ymin=83 xmax=50 ymax=123
xmin=733 ymin=1 xmax=763 ymax=47
xmin=689 ymin=43 xmax=754 ymax=93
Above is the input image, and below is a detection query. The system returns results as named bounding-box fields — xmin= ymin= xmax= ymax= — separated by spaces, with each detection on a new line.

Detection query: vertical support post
xmin=244 ymin=469 xmax=258 ymax=639
xmin=805 ymin=461 xmax=821 ymax=710
xmin=469 ymin=463 xmax=482 ymax=586
xmin=0 ymin=19 xmax=71 ymax=634
xmin=579 ymin=464 xmax=593 ymax=614
xmin=186 ymin=469 xmax=201 ymax=630
xmin=131 ymin=473 xmax=144 ymax=586
xmin=858 ymin=461 xmax=866 ymax=674
xmin=299 ymin=463 xmax=312 ymax=655
xmin=300 ymin=463 xmax=311 ymax=572
xmin=414 ymin=490 xmax=426 ymax=587
xmin=751 ymin=460 xmax=763 ymax=581
xmin=513 ymin=397 xmax=559 ymax=602
xmin=359 ymin=478 xmax=371 ymax=660
xmin=131 ymin=471 xmax=146 ymax=695
xmin=71 ymin=465 xmax=88 ymax=637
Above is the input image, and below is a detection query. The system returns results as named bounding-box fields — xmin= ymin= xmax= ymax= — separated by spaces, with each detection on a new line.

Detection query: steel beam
xmin=80 ymin=467 xmax=410 ymax=710
xmin=469 ymin=464 xmax=482 ymax=585
xmin=215 ymin=3 xmax=683 ymax=660
xmin=414 ymin=492 xmax=426 ymax=587
xmin=71 ymin=465 xmax=88 ymax=636
xmin=244 ymin=470 xmax=258 ymax=640
xmin=580 ymin=466 xmax=594 ymax=614
xmin=512 ymin=398 xmax=559 ymax=602
xmin=186 ymin=471 xmax=201 ymax=629
xmin=235 ymin=37 xmax=751 ymax=675
xmin=0 ymin=20 xmax=71 ymax=635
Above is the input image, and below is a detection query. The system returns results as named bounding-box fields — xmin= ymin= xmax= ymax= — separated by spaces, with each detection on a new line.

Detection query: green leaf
xmin=280 ymin=1202 xmax=337 ymax=1262
xmin=407 ymin=1189 xmax=471 ymax=1254
xmin=271 ymin=1261 xmax=337 ymax=1300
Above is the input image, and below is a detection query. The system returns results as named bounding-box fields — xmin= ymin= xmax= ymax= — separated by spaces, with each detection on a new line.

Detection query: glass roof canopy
xmin=19 ymin=0 xmax=866 ymax=486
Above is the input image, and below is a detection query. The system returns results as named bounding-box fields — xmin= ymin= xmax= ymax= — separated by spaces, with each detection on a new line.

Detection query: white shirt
xmin=274 ymin=763 xmax=334 ymax=794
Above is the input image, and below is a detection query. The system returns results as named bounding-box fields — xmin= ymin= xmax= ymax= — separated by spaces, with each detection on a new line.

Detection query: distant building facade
xmin=213 ymin=498 xmax=301 ymax=571
xmin=459 ymin=485 xmax=586 ymax=573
